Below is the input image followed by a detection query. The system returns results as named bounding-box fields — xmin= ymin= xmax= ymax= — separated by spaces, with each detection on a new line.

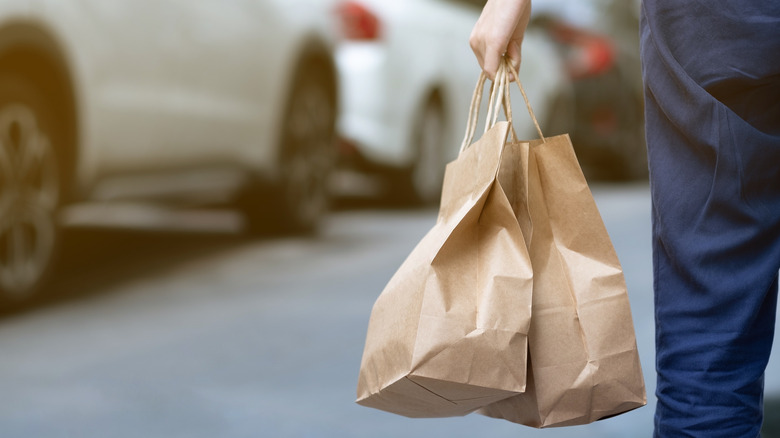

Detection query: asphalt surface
xmin=0 ymin=182 xmax=778 ymax=438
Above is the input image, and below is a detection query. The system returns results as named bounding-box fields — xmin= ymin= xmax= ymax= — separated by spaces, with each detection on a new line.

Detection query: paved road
xmin=0 ymin=183 xmax=778 ymax=437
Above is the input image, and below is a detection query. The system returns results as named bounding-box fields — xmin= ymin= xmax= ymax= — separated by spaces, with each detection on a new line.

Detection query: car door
xmin=61 ymin=0 xmax=296 ymax=200
xmin=65 ymin=0 xmax=209 ymax=173
xmin=169 ymin=0 xmax=287 ymax=170
xmin=57 ymin=1 xmax=327 ymax=200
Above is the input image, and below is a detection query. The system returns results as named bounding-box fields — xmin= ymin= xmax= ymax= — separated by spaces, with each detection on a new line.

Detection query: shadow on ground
xmin=0 ymin=194 xmax=428 ymax=319
xmin=0 ymin=226 xmax=248 ymax=319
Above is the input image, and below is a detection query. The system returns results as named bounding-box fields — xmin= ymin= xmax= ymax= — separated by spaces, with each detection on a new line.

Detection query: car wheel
xmin=571 ymin=72 xmax=647 ymax=181
xmin=397 ymin=95 xmax=445 ymax=206
xmin=0 ymin=72 xmax=61 ymax=302
xmin=244 ymin=61 xmax=336 ymax=234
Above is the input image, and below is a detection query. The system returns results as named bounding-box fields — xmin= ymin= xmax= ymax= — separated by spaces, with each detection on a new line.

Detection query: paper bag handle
xmin=507 ymin=61 xmax=545 ymax=143
xmin=458 ymin=70 xmax=487 ymax=152
xmin=459 ymin=57 xmax=546 ymax=153
xmin=485 ymin=61 xmax=509 ymax=135
xmin=459 ymin=62 xmax=509 ymax=152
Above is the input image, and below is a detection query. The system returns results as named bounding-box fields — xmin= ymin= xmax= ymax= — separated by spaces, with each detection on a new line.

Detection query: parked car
xmin=533 ymin=0 xmax=647 ymax=180
xmin=333 ymin=0 xmax=571 ymax=204
xmin=0 ymin=0 xmax=339 ymax=302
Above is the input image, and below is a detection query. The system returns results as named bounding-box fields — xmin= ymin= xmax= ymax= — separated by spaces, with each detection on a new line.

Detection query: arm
xmin=469 ymin=0 xmax=532 ymax=79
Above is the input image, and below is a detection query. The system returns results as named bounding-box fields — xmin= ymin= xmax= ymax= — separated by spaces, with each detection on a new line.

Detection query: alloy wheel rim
xmin=0 ymin=104 xmax=59 ymax=297
xmin=284 ymin=81 xmax=332 ymax=226
xmin=412 ymin=103 xmax=444 ymax=203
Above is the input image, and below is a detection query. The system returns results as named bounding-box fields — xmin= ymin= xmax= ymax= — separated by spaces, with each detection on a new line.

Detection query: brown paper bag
xmin=356 ymin=65 xmax=534 ymax=418
xmin=477 ymin=60 xmax=647 ymax=427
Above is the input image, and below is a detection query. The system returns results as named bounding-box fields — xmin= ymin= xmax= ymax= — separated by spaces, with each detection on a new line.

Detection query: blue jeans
xmin=640 ymin=1 xmax=780 ymax=436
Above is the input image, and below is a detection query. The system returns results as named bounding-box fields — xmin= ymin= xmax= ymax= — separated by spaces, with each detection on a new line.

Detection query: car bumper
xmin=335 ymin=43 xmax=411 ymax=168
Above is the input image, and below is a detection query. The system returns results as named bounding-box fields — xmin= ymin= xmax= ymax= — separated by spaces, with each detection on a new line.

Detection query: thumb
xmin=505 ymin=40 xmax=522 ymax=80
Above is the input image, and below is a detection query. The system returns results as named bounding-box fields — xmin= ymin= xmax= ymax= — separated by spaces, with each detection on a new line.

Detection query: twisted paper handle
xmin=459 ymin=57 xmax=546 ymax=154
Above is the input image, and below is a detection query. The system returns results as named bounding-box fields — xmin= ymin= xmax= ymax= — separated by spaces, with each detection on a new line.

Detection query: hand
xmin=469 ymin=0 xmax=532 ymax=80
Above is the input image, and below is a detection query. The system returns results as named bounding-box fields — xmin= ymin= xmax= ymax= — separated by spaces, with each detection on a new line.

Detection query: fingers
xmin=482 ymin=49 xmax=502 ymax=81
xmin=469 ymin=26 xmax=502 ymax=80
xmin=468 ymin=36 xmax=519 ymax=81
xmin=505 ymin=40 xmax=522 ymax=82
xmin=468 ymin=32 xmax=487 ymax=78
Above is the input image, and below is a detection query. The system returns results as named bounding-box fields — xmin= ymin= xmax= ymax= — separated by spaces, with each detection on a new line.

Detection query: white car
xmin=334 ymin=0 xmax=570 ymax=203
xmin=0 ymin=1 xmax=339 ymax=301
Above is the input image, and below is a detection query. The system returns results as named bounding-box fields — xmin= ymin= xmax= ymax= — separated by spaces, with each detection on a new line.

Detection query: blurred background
xmin=0 ymin=1 xmax=777 ymax=437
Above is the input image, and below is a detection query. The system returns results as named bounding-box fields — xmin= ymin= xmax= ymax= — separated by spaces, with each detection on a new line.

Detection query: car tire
xmin=395 ymin=94 xmax=445 ymax=206
xmin=614 ymin=95 xmax=648 ymax=181
xmin=243 ymin=60 xmax=336 ymax=235
xmin=0 ymin=71 xmax=62 ymax=303
xmin=571 ymin=71 xmax=647 ymax=182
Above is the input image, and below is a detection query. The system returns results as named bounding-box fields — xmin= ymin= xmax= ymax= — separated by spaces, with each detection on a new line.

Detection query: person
xmin=470 ymin=1 xmax=780 ymax=437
